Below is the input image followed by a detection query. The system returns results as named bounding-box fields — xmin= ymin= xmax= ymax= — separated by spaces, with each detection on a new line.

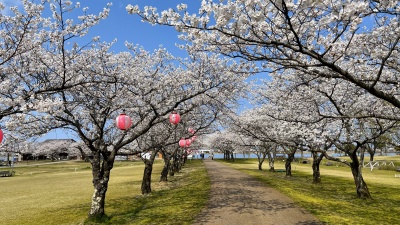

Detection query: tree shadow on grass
xmin=104 ymin=187 xmax=203 ymax=225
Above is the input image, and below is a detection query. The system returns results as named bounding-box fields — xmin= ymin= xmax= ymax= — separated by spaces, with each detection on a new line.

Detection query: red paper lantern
xmin=0 ymin=129 xmax=3 ymax=143
xmin=185 ymin=139 xmax=192 ymax=147
xmin=179 ymin=138 xmax=186 ymax=148
xmin=188 ymin=127 xmax=195 ymax=134
xmin=116 ymin=113 xmax=132 ymax=130
xmin=169 ymin=112 xmax=180 ymax=125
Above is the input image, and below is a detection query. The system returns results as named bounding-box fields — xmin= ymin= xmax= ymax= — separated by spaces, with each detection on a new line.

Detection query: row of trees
xmin=2 ymin=0 xmax=399 ymax=220
xmin=132 ymin=0 xmax=400 ymax=200
xmin=0 ymin=0 xmax=250 ymax=220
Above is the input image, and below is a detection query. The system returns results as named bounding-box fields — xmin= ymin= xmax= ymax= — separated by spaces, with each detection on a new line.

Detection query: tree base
xmin=85 ymin=213 xmax=110 ymax=224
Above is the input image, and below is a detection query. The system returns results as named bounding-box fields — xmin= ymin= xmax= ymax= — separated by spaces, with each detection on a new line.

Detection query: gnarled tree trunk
xmin=268 ymin=150 xmax=276 ymax=171
xmin=268 ymin=151 xmax=275 ymax=172
xmin=177 ymin=152 xmax=183 ymax=171
xmin=257 ymin=152 xmax=267 ymax=170
xmin=141 ymin=150 xmax=158 ymax=195
xmin=160 ymin=152 xmax=171 ymax=182
xmin=169 ymin=152 xmax=179 ymax=177
xmin=311 ymin=151 xmax=324 ymax=183
xmin=285 ymin=152 xmax=295 ymax=177
xmin=349 ymin=150 xmax=371 ymax=199
xmin=88 ymin=151 xmax=114 ymax=219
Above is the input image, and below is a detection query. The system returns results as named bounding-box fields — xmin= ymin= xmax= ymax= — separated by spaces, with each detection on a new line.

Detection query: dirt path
xmin=192 ymin=159 xmax=322 ymax=225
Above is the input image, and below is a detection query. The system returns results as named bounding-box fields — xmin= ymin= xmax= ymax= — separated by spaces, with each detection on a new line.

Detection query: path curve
xmin=192 ymin=159 xmax=322 ymax=225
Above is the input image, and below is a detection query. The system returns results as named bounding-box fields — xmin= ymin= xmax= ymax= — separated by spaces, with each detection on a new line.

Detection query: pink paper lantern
xmin=116 ymin=113 xmax=132 ymax=130
xmin=179 ymin=138 xmax=186 ymax=148
xmin=185 ymin=139 xmax=192 ymax=147
xmin=0 ymin=129 xmax=3 ymax=143
xmin=191 ymin=136 xmax=197 ymax=142
xmin=169 ymin=112 xmax=180 ymax=125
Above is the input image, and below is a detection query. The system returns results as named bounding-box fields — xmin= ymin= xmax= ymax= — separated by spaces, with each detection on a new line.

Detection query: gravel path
xmin=192 ymin=159 xmax=323 ymax=225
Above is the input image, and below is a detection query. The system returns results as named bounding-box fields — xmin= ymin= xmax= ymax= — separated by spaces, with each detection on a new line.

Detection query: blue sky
xmin=74 ymin=0 xmax=200 ymax=56
xmin=1 ymin=0 xmax=200 ymax=55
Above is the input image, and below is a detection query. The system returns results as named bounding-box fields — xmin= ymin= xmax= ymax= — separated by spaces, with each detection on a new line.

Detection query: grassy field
xmin=2 ymin=156 xmax=400 ymax=224
xmin=0 ymin=159 xmax=210 ymax=225
xmin=219 ymin=155 xmax=400 ymax=225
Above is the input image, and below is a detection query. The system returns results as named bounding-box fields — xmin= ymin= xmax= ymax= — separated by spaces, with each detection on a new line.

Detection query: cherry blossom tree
xmin=251 ymin=70 xmax=399 ymax=197
xmin=34 ymin=139 xmax=77 ymax=160
xmin=1 ymin=1 xmax=249 ymax=218
xmin=0 ymin=0 xmax=48 ymax=120
xmin=129 ymin=0 xmax=400 ymax=199
xmin=227 ymin=111 xmax=282 ymax=171
xmin=0 ymin=0 xmax=110 ymax=140
xmin=130 ymin=0 xmax=400 ymax=112
xmin=137 ymin=72 xmax=237 ymax=194
xmin=207 ymin=130 xmax=240 ymax=160
xmin=9 ymin=43 xmax=249 ymax=219
xmin=164 ymin=112 xmax=215 ymax=178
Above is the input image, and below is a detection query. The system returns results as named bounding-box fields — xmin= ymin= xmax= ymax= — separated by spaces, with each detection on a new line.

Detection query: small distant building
xmin=21 ymin=139 xmax=79 ymax=161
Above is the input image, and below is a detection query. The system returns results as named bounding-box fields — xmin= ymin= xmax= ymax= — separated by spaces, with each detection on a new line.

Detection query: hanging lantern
xmin=169 ymin=112 xmax=180 ymax=125
xmin=116 ymin=113 xmax=132 ymax=130
xmin=186 ymin=139 xmax=192 ymax=147
xmin=179 ymin=138 xmax=186 ymax=148
xmin=188 ymin=127 xmax=195 ymax=134
xmin=0 ymin=129 xmax=3 ymax=143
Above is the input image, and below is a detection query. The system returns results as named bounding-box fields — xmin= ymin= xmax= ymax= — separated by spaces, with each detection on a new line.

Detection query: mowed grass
xmin=219 ymin=155 xmax=400 ymax=225
xmin=0 ymin=159 xmax=209 ymax=225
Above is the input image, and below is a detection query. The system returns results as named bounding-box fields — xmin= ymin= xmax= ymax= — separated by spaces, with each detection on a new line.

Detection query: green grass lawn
xmin=0 ymin=159 xmax=209 ymax=225
xmin=2 ymin=156 xmax=399 ymax=225
xmin=219 ymin=155 xmax=400 ymax=225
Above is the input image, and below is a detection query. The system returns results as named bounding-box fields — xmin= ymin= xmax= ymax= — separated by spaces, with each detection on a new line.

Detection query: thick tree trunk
xmin=268 ymin=151 xmax=275 ymax=172
xmin=88 ymin=151 xmax=113 ymax=219
xmin=169 ymin=166 xmax=175 ymax=177
xmin=160 ymin=153 xmax=170 ymax=182
xmin=369 ymin=152 xmax=374 ymax=162
xmin=89 ymin=185 xmax=107 ymax=218
xmin=171 ymin=151 xmax=182 ymax=174
xmin=224 ymin=150 xmax=229 ymax=160
xmin=269 ymin=151 xmax=276 ymax=171
xmin=141 ymin=150 xmax=158 ymax=195
xmin=182 ymin=153 xmax=187 ymax=164
xmin=177 ymin=153 xmax=183 ymax=171
xmin=257 ymin=152 xmax=266 ymax=170
xmin=285 ymin=152 xmax=295 ymax=177
xmin=349 ymin=151 xmax=371 ymax=199
xmin=311 ymin=151 xmax=322 ymax=183
xmin=169 ymin=153 xmax=178 ymax=177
